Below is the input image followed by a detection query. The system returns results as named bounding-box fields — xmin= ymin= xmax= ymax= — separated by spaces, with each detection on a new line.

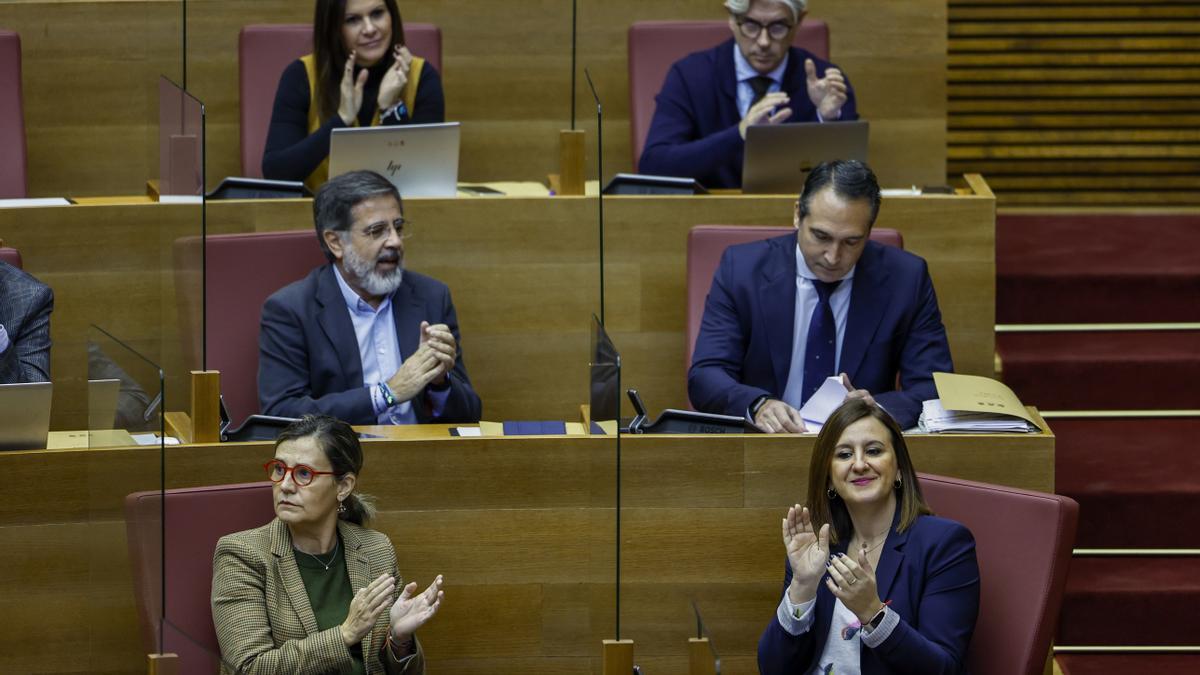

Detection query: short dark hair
xmin=805 ymin=399 xmax=931 ymax=546
xmin=312 ymin=0 xmax=406 ymax=123
xmin=797 ymin=159 xmax=882 ymax=228
xmin=313 ymin=170 xmax=402 ymax=261
xmin=275 ymin=414 xmax=376 ymax=525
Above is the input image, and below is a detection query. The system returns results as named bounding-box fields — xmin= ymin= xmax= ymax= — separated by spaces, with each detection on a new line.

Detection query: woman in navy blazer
xmin=758 ymin=399 xmax=979 ymax=674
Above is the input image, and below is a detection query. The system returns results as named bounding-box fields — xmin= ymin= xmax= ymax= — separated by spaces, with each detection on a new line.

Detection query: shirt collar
xmin=332 ymin=263 xmax=390 ymax=315
xmin=795 ymin=241 xmax=857 ymax=282
xmin=733 ymin=41 xmax=789 ymax=85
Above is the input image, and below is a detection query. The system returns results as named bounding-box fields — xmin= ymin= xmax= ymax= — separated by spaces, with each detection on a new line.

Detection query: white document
xmin=453 ymin=426 xmax=482 ymax=437
xmin=0 ymin=197 xmax=72 ymax=208
xmin=800 ymin=376 xmax=851 ymax=428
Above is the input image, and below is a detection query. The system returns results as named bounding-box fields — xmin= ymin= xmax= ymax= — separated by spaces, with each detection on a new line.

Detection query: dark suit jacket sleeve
xmin=212 ymin=536 xmax=356 ymax=674
xmin=688 ymin=247 xmax=772 ymax=417
xmin=262 ymin=60 xmax=347 ymax=181
xmin=258 ymin=292 xmax=377 ymax=422
xmin=638 ymin=62 xmax=745 ymax=181
xmin=757 ymin=559 xmax=817 ymax=675
xmin=872 ymin=523 xmax=979 ymax=673
xmin=418 ymin=286 xmax=482 ymax=424
xmin=872 ymin=259 xmax=953 ymax=428
xmin=0 ymin=280 xmax=53 ymax=384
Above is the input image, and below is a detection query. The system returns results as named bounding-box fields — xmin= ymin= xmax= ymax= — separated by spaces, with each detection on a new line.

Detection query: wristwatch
xmin=749 ymin=395 xmax=772 ymax=419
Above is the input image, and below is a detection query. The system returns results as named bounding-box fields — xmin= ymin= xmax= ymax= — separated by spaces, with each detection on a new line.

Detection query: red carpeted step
xmin=1058 ymin=557 xmax=1200 ymax=645
xmin=997 ymin=331 xmax=1200 ymax=410
xmin=1059 ymin=654 xmax=1200 ymax=675
xmin=1053 ymin=418 xmax=1200 ymax=548
xmin=998 ymin=214 xmax=1200 ymax=324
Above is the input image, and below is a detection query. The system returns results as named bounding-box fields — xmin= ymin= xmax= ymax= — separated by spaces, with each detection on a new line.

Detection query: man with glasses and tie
xmin=258 ymin=170 xmax=482 ymax=425
xmin=639 ymin=0 xmax=858 ymax=189
xmin=688 ymin=160 xmax=952 ymax=432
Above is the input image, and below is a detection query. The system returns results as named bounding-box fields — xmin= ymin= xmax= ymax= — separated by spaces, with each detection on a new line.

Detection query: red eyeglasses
xmin=263 ymin=459 xmax=337 ymax=487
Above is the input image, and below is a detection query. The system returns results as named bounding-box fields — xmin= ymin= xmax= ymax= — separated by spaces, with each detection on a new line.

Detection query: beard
xmin=341 ymin=241 xmax=404 ymax=297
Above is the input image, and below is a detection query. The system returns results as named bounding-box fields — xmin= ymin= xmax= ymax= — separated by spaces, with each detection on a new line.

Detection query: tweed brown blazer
xmin=212 ymin=517 xmax=426 ymax=674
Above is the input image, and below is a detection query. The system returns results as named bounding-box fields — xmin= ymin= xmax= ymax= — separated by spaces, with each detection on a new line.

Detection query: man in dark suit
xmin=259 ymin=170 xmax=481 ymax=425
xmin=688 ymin=160 xmax=953 ymax=431
xmin=639 ymin=0 xmax=858 ymax=189
xmin=0 ymin=261 xmax=53 ymax=384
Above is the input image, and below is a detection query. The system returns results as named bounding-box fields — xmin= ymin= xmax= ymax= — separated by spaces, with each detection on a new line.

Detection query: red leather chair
xmin=0 ymin=246 xmax=22 ymax=269
xmin=628 ymin=19 xmax=829 ymax=170
xmin=238 ymin=23 xmax=443 ymax=178
xmin=174 ymin=230 xmax=328 ymax=421
xmin=918 ymin=473 xmax=1079 ymax=675
xmin=0 ymin=29 xmax=28 ymax=198
xmin=685 ymin=225 xmax=902 ymax=377
xmin=125 ymin=482 xmax=275 ymax=674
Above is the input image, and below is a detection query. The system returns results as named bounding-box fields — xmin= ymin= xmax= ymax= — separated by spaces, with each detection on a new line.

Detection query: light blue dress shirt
xmin=0 ymin=324 xmax=8 ymax=355
xmin=781 ymin=244 xmax=856 ymax=409
xmin=733 ymin=43 xmax=789 ymax=118
xmin=333 ymin=266 xmax=449 ymax=425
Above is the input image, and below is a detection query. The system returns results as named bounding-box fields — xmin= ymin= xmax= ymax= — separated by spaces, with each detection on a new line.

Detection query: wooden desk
xmin=0 ymin=429 xmax=1051 ymax=674
xmin=0 ymin=182 xmax=995 ymax=430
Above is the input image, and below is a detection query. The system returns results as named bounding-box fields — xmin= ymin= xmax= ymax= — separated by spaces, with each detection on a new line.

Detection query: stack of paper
xmin=918 ymin=372 xmax=1040 ymax=434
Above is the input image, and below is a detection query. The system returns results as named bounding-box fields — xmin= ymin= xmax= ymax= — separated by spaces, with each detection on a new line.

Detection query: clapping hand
xmin=339 ymin=51 xmax=369 ymax=125
xmin=419 ymin=321 xmax=457 ymax=386
xmin=378 ymin=45 xmax=413 ymax=113
xmin=804 ymin=58 xmax=847 ymax=121
xmin=738 ymin=92 xmax=793 ymax=140
xmin=825 ymin=546 xmax=882 ymax=624
xmin=389 ymin=575 xmax=444 ymax=644
xmin=783 ymin=505 xmax=830 ymax=605
xmin=340 ymin=573 xmax=396 ymax=647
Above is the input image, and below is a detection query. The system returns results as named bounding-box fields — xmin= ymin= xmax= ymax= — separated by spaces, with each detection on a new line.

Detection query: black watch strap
xmin=749 ymin=395 xmax=772 ymax=419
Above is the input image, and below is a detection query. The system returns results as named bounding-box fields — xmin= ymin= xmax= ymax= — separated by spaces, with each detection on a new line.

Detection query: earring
xmin=827 ymin=487 xmax=838 ymax=500
xmin=894 ymin=477 xmax=903 ymax=490
xmin=337 ymin=500 xmax=347 ymax=514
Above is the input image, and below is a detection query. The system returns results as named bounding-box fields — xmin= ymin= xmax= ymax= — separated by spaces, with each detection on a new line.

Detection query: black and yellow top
xmin=262 ymin=54 xmax=445 ymax=191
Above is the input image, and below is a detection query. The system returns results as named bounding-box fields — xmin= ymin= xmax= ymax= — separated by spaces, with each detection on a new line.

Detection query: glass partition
xmin=158 ymin=76 xmax=206 ymax=198
xmin=88 ymin=325 xmax=165 ymax=448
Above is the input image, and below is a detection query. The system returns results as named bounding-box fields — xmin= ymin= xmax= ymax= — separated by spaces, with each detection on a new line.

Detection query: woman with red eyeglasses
xmin=212 ymin=414 xmax=442 ymax=674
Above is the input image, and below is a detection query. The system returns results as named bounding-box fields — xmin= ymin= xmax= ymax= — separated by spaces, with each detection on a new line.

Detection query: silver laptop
xmin=329 ymin=122 xmax=461 ymax=198
xmin=0 ymin=381 xmax=53 ymax=450
xmin=742 ymin=121 xmax=869 ymax=194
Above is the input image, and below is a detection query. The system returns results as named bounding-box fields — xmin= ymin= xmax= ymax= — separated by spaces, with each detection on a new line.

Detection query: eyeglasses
xmin=263 ymin=459 xmax=337 ymax=487
xmin=734 ymin=15 xmax=794 ymax=41
xmin=357 ymin=217 xmax=411 ymax=242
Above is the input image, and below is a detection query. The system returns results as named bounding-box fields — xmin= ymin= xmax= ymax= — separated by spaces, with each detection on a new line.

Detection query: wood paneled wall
xmin=947 ymin=0 xmax=1200 ymax=206
xmin=0 ymin=0 xmax=947 ymax=196
xmin=0 ymin=432 xmax=1053 ymax=674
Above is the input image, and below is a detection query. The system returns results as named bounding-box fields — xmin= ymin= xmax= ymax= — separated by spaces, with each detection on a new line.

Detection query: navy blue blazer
xmin=687 ymin=235 xmax=952 ymax=429
xmin=758 ymin=514 xmax=980 ymax=674
xmin=0 ymin=261 xmax=53 ymax=384
xmin=638 ymin=39 xmax=858 ymax=189
xmin=258 ymin=264 xmax=482 ymax=425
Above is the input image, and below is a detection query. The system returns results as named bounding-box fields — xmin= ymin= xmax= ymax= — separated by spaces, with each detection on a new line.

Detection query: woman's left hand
xmin=825 ymin=547 xmax=882 ymax=623
xmin=389 ymin=574 xmax=444 ymax=644
xmin=377 ymin=45 xmax=413 ymax=112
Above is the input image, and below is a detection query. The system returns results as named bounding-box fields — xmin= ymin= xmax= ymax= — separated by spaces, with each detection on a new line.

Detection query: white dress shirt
xmin=781 ymin=244 xmax=856 ymax=409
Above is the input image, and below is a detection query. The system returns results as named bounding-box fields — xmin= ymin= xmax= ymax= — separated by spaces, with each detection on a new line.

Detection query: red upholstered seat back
xmin=685 ymin=224 xmax=902 ymax=390
xmin=125 ymin=482 xmax=275 ymax=673
xmin=628 ymin=20 xmax=829 ymax=170
xmin=918 ymin=473 xmax=1079 ymax=675
xmin=173 ymin=230 xmax=328 ymax=421
xmin=0 ymin=247 xmax=22 ymax=269
xmin=238 ymin=23 xmax=443 ymax=178
xmin=0 ymin=29 xmax=28 ymax=198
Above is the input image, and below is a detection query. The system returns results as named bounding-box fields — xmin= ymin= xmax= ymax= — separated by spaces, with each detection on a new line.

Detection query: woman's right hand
xmin=339 ymin=51 xmax=369 ymax=126
xmin=782 ymin=504 xmax=829 ymax=604
xmin=340 ymin=573 xmax=396 ymax=647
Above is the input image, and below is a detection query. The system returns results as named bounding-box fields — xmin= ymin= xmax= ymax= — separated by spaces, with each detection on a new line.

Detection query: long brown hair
xmin=804 ymin=399 xmax=931 ymax=546
xmin=312 ymin=0 xmax=407 ymax=123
